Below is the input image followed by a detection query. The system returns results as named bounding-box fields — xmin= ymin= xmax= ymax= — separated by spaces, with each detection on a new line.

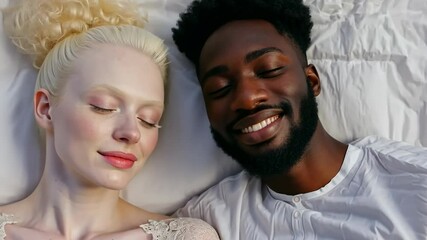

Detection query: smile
xmin=241 ymin=115 xmax=279 ymax=133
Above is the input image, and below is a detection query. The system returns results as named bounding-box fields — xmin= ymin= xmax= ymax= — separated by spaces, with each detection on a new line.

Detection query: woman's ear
xmin=34 ymin=89 xmax=53 ymax=130
xmin=305 ymin=64 xmax=321 ymax=96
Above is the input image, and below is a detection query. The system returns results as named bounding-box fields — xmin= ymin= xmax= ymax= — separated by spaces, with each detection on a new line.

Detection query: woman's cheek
xmin=70 ymin=114 xmax=103 ymax=141
xmin=142 ymin=131 xmax=159 ymax=157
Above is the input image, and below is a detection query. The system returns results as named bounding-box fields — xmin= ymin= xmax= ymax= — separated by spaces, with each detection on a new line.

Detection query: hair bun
xmin=3 ymin=0 xmax=147 ymax=68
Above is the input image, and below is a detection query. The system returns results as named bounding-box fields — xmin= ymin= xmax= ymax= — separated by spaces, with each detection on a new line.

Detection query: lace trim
xmin=0 ymin=213 xmax=17 ymax=239
xmin=139 ymin=217 xmax=219 ymax=240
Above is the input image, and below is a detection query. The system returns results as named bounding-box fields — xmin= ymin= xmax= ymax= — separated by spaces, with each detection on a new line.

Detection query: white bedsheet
xmin=0 ymin=0 xmax=426 ymax=214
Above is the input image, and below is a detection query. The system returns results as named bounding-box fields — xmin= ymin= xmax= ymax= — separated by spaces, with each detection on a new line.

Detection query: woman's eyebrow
xmin=86 ymin=84 xmax=164 ymax=107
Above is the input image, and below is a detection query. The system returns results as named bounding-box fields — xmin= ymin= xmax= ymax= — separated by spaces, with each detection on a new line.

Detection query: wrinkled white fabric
xmin=176 ymin=136 xmax=427 ymax=240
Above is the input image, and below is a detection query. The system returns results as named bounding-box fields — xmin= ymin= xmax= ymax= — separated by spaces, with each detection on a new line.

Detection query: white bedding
xmin=0 ymin=0 xmax=426 ymax=214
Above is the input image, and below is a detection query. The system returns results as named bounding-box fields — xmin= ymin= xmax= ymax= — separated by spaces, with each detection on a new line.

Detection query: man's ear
xmin=34 ymin=89 xmax=53 ymax=130
xmin=305 ymin=64 xmax=321 ymax=96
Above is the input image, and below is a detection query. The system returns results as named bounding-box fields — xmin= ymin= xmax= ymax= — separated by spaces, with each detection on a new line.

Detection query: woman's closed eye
xmin=90 ymin=104 xmax=161 ymax=129
xmin=90 ymin=104 xmax=116 ymax=113
xmin=138 ymin=118 xmax=162 ymax=129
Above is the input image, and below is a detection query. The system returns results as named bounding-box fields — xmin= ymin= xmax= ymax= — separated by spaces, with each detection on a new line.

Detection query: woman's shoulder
xmin=140 ymin=217 xmax=219 ymax=240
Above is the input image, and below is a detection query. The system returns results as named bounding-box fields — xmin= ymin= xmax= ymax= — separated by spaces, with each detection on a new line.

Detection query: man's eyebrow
xmin=201 ymin=65 xmax=228 ymax=83
xmin=200 ymin=47 xmax=283 ymax=83
xmin=245 ymin=47 xmax=283 ymax=63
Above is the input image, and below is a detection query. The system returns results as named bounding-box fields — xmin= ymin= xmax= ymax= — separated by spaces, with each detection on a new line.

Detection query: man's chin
xmin=211 ymin=128 xmax=289 ymax=177
xmin=234 ymin=139 xmax=284 ymax=158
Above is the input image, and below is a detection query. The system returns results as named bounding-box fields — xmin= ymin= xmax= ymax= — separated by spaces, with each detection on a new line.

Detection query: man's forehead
xmin=199 ymin=19 xmax=305 ymax=69
xmin=205 ymin=20 xmax=279 ymax=45
xmin=200 ymin=20 xmax=295 ymax=63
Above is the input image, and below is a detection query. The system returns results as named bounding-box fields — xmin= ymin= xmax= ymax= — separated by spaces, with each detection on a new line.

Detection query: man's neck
xmin=263 ymin=124 xmax=348 ymax=195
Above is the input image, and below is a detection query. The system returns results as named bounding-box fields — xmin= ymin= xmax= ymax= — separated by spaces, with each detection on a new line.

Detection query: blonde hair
xmin=3 ymin=0 xmax=168 ymax=98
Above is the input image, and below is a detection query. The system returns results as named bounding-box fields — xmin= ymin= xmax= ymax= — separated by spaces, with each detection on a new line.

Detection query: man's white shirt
xmin=176 ymin=136 xmax=427 ymax=240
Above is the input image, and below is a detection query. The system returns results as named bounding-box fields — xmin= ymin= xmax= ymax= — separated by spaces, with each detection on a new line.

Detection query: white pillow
xmin=0 ymin=0 xmax=426 ymax=214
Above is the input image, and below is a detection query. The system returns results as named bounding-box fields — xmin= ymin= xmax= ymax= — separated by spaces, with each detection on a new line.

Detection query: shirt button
xmin=293 ymin=211 xmax=301 ymax=218
xmin=293 ymin=196 xmax=301 ymax=203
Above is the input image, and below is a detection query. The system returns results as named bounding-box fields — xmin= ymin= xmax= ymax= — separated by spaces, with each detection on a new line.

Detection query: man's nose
xmin=230 ymin=77 xmax=268 ymax=111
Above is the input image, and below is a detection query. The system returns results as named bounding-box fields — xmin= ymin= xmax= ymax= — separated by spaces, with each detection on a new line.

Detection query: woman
xmin=0 ymin=0 xmax=219 ymax=239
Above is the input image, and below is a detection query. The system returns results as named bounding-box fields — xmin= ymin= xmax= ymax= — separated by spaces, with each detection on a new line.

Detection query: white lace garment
xmin=0 ymin=213 xmax=17 ymax=239
xmin=140 ymin=218 xmax=219 ymax=240
xmin=0 ymin=214 xmax=218 ymax=240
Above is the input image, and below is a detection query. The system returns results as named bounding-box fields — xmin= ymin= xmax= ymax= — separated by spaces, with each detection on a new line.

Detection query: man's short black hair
xmin=172 ymin=0 xmax=313 ymax=68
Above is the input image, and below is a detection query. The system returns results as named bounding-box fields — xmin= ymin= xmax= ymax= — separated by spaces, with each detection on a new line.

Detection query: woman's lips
xmin=98 ymin=151 xmax=137 ymax=169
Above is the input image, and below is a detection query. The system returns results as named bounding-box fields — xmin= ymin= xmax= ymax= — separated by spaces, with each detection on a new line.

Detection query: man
xmin=172 ymin=0 xmax=427 ymax=239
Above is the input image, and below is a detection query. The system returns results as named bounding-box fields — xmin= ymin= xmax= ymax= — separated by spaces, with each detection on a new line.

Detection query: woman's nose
xmin=112 ymin=115 xmax=141 ymax=144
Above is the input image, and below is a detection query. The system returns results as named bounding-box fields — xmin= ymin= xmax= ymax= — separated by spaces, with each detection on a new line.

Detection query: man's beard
xmin=210 ymin=82 xmax=319 ymax=177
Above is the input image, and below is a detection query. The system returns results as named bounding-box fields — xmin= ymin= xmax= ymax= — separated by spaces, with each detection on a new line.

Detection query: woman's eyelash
xmin=90 ymin=104 xmax=161 ymax=129
xmin=138 ymin=118 xmax=162 ymax=129
xmin=90 ymin=104 xmax=116 ymax=113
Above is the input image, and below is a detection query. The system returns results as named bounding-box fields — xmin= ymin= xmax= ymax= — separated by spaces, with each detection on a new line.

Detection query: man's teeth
xmin=241 ymin=115 xmax=279 ymax=133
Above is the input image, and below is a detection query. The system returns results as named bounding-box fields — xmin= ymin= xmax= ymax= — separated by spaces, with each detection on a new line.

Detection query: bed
xmin=0 ymin=0 xmax=426 ymax=214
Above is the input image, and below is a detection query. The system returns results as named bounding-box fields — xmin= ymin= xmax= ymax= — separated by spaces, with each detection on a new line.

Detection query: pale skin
xmin=0 ymin=44 xmax=167 ymax=239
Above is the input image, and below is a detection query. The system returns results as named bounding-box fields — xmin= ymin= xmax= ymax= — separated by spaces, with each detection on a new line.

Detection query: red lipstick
xmin=98 ymin=151 xmax=137 ymax=169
